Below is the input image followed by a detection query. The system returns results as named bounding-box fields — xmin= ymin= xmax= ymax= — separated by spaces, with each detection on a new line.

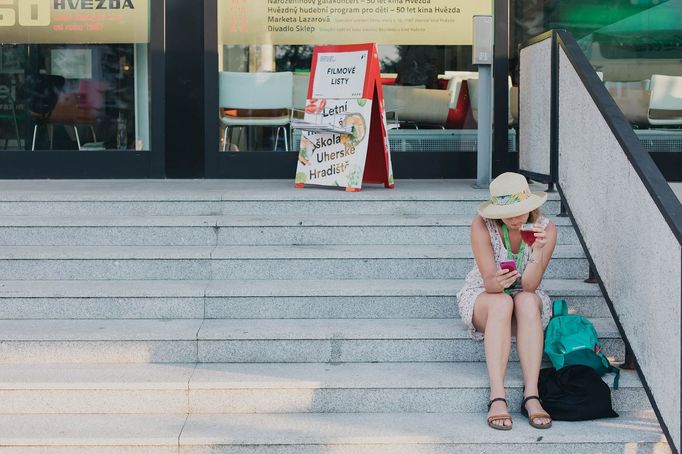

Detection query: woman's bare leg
xmin=513 ymin=291 xmax=550 ymax=426
xmin=473 ymin=292 xmax=514 ymax=428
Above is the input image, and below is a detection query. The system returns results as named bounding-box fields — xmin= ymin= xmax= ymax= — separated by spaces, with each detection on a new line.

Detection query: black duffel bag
xmin=538 ymin=365 xmax=619 ymax=421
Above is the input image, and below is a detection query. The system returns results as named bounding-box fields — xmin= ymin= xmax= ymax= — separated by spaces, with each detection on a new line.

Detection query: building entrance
xmin=198 ymin=0 xmax=513 ymax=179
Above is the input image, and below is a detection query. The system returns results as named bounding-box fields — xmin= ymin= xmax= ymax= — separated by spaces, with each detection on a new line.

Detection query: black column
xmin=149 ymin=0 xmax=166 ymax=177
xmin=203 ymin=0 xmax=219 ymax=177
xmin=493 ymin=0 xmax=515 ymax=177
xmin=165 ymin=0 xmax=205 ymax=177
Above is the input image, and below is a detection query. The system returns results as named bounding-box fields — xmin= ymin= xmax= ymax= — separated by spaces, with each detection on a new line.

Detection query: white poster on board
xmin=296 ymin=99 xmax=372 ymax=189
xmin=311 ymin=51 xmax=368 ymax=100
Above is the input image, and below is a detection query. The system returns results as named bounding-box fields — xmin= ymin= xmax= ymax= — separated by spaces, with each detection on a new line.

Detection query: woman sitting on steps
xmin=457 ymin=172 xmax=556 ymax=430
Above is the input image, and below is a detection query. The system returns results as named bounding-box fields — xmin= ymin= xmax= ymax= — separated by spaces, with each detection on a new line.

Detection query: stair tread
xmin=0 ymin=244 xmax=586 ymax=259
xmin=0 ymin=279 xmax=603 ymax=298
xmin=0 ymin=214 xmax=575 ymax=227
xmin=0 ymin=179 xmax=561 ymax=202
xmin=0 ymin=362 xmax=635 ymax=390
xmin=188 ymin=361 xmax=633 ymax=389
xmin=198 ymin=317 xmax=621 ymax=340
xmin=0 ymin=413 xmax=187 ymax=445
xmin=183 ymin=411 xmax=665 ymax=445
xmin=0 ymin=363 xmax=196 ymax=389
xmin=0 ymin=412 xmax=665 ymax=447
xmin=0 ymin=318 xmax=621 ymax=341
xmin=0 ymin=319 xmax=204 ymax=341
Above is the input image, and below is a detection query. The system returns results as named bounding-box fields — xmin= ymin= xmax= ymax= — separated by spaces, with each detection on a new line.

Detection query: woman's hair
xmin=494 ymin=208 xmax=542 ymax=226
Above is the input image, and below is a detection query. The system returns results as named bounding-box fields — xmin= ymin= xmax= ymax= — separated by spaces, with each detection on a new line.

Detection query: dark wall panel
xmin=165 ymin=0 xmax=205 ymax=177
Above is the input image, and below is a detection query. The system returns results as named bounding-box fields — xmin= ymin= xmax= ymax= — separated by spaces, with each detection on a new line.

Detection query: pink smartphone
xmin=499 ymin=260 xmax=517 ymax=273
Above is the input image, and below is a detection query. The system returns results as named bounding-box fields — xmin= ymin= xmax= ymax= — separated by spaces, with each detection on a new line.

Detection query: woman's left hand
xmin=532 ymin=225 xmax=548 ymax=250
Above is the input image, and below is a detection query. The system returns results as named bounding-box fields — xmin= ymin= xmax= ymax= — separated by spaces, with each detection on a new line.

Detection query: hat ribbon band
xmin=489 ymin=189 xmax=532 ymax=206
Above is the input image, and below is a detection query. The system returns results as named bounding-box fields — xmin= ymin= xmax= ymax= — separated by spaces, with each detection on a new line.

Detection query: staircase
xmin=0 ymin=180 xmax=669 ymax=453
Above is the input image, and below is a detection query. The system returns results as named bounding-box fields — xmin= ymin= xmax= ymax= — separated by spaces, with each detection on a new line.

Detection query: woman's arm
xmin=521 ymin=221 xmax=557 ymax=292
xmin=471 ymin=215 xmax=519 ymax=293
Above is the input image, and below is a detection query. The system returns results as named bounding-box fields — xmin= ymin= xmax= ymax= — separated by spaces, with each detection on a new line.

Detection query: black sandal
xmin=521 ymin=395 xmax=552 ymax=429
xmin=487 ymin=397 xmax=513 ymax=430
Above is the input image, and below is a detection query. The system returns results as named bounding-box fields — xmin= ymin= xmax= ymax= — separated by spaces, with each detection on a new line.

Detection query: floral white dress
xmin=456 ymin=216 xmax=552 ymax=341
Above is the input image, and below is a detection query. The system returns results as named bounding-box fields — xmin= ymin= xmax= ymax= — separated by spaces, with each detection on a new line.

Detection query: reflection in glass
xmin=511 ymin=0 xmax=682 ymax=154
xmin=0 ymin=42 xmax=149 ymax=151
xmin=217 ymin=42 xmax=509 ymax=153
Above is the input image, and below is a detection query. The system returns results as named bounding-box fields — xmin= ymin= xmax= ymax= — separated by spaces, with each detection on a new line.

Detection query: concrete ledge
xmin=188 ymin=362 xmax=641 ymax=413
xmin=0 ymin=199 xmax=565 ymax=217
xmin=188 ymin=362 xmax=636 ymax=390
xmin=0 ymin=279 xmax=607 ymax=320
xmin=0 ymin=214 xmax=574 ymax=227
xmin=179 ymin=412 xmax=669 ymax=452
xmin=0 ymin=341 xmax=197 ymax=364
xmin=0 ymin=318 xmax=618 ymax=342
xmin=0 ymin=216 xmax=579 ymax=246
xmin=0 ymin=319 xmax=202 ymax=363
xmin=0 ymin=414 xmax=185 ymax=448
xmin=196 ymin=318 xmax=624 ymax=363
xmin=0 ymin=362 xmax=643 ymax=414
xmin=197 ymin=318 xmax=620 ymax=341
xmin=0 ymin=363 xmax=195 ymax=390
xmin=0 ymin=318 xmax=624 ymax=364
xmin=0 ymin=363 xmax=194 ymax=414
xmin=0 ymin=279 xmax=601 ymax=298
xmin=0 ymin=245 xmax=589 ymax=280
xmin=0 ymin=319 xmax=203 ymax=341
xmin=0 ymin=412 xmax=668 ymax=453
xmin=0 ymin=244 xmax=586 ymax=260
xmin=0 ymin=180 xmax=561 ymax=202
xmin=0 ymin=181 xmax=562 ymax=216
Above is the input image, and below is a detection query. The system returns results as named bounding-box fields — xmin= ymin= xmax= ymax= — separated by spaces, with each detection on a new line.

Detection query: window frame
xmin=0 ymin=0 xmax=164 ymax=179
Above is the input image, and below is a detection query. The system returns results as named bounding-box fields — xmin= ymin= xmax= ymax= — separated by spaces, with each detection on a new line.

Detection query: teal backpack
xmin=544 ymin=300 xmax=620 ymax=389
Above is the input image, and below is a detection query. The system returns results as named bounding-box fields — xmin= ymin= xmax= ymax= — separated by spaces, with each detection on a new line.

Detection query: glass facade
xmin=511 ymin=0 xmax=682 ymax=152
xmin=216 ymin=0 xmax=499 ymax=155
xmin=0 ymin=0 xmax=678 ymax=178
xmin=0 ymin=0 xmax=151 ymax=152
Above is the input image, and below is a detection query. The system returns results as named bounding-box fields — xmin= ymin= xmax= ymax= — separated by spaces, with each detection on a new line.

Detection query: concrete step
xmin=180 ymin=412 xmax=670 ymax=453
xmin=0 ymin=363 xmax=194 ymax=414
xmin=0 ymin=215 xmax=578 ymax=246
xmin=0 ymin=245 xmax=589 ymax=280
xmin=0 ymin=279 xmax=608 ymax=320
xmin=0 ymin=180 xmax=563 ymax=216
xmin=0 ymin=414 xmax=186 ymax=454
xmin=197 ymin=318 xmax=624 ymax=363
xmin=0 ymin=319 xmax=202 ymax=363
xmin=188 ymin=362 xmax=634 ymax=413
xmin=0 ymin=318 xmax=624 ymax=364
xmin=0 ymin=362 xmax=641 ymax=415
xmin=0 ymin=412 xmax=668 ymax=453
xmin=0 ymin=198 xmax=564 ymax=217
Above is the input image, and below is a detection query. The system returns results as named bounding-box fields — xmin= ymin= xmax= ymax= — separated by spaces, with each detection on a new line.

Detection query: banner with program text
xmin=295 ymin=43 xmax=394 ymax=191
xmin=220 ymin=0 xmax=492 ymax=45
xmin=0 ymin=0 xmax=149 ymax=44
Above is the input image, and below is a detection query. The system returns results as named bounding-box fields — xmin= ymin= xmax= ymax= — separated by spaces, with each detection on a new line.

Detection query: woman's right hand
xmin=495 ymin=268 xmax=520 ymax=290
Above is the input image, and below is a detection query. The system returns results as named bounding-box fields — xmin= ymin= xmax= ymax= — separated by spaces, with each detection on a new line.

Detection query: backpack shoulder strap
xmin=552 ymin=299 xmax=568 ymax=317
xmin=610 ymin=366 xmax=620 ymax=389
xmin=599 ymin=353 xmax=621 ymax=389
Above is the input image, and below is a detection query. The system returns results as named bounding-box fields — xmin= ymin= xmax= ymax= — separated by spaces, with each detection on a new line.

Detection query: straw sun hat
xmin=477 ymin=172 xmax=547 ymax=219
